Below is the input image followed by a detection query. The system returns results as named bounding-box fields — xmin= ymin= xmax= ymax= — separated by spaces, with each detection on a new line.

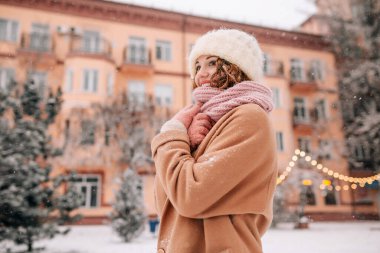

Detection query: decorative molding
xmin=0 ymin=0 xmax=330 ymax=50
xmin=154 ymin=70 xmax=189 ymax=78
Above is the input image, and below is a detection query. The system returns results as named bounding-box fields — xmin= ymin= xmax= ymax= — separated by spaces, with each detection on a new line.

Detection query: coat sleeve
xmin=151 ymin=105 xmax=277 ymax=219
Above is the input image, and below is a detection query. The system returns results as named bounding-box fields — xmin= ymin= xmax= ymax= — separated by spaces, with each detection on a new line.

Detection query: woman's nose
xmin=198 ymin=67 xmax=209 ymax=77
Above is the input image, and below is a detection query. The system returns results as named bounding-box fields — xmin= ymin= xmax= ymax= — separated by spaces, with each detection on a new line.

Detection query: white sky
xmin=109 ymin=0 xmax=317 ymax=30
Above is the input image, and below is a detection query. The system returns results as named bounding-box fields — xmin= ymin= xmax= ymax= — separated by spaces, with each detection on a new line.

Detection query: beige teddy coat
xmin=151 ymin=104 xmax=278 ymax=253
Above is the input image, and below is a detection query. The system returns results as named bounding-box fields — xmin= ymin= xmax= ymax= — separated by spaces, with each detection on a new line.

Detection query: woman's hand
xmin=188 ymin=113 xmax=213 ymax=150
xmin=173 ymin=103 xmax=202 ymax=129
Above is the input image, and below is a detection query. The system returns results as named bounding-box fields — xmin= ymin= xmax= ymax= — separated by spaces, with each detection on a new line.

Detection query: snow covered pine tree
xmin=0 ymin=79 xmax=82 ymax=252
xmin=110 ymin=169 xmax=146 ymax=242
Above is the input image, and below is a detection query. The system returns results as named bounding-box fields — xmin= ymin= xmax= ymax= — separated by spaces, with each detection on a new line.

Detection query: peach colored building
xmin=1 ymin=0 xmax=374 ymax=223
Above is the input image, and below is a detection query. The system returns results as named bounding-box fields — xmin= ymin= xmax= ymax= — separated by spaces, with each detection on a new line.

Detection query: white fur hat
xmin=189 ymin=28 xmax=264 ymax=82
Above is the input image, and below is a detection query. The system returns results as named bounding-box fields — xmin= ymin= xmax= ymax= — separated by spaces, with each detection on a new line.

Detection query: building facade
xmin=1 ymin=0 xmax=376 ymax=223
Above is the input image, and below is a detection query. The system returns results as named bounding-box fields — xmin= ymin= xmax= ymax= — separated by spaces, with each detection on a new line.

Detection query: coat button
xmin=157 ymin=249 xmax=165 ymax=253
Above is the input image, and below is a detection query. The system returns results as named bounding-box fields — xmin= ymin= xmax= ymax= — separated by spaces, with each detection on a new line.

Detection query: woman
xmin=151 ymin=28 xmax=277 ymax=253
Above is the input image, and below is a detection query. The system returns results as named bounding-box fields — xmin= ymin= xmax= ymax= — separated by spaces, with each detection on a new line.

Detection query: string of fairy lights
xmin=277 ymin=149 xmax=380 ymax=192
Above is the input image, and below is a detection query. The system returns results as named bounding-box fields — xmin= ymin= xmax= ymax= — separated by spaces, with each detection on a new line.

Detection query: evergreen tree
xmin=110 ymin=169 xmax=146 ymax=242
xmin=323 ymin=0 xmax=380 ymax=172
xmin=0 ymin=79 xmax=82 ymax=252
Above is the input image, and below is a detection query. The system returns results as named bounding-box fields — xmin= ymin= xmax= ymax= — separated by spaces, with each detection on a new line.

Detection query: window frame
xmin=64 ymin=69 xmax=74 ymax=92
xmin=82 ymin=69 xmax=98 ymax=93
xmin=73 ymin=174 xmax=101 ymax=208
xmin=0 ymin=67 xmax=15 ymax=92
xmin=0 ymin=18 xmax=19 ymax=42
xmin=290 ymin=58 xmax=304 ymax=81
xmin=127 ymin=80 xmax=146 ymax=105
xmin=156 ymin=40 xmax=172 ymax=61
xmin=127 ymin=36 xmax=148 ymax=64
xmin=293 ymin=97 xmax=309 ymax=123
xmin=275 ymin=131 xmax=284 ymax=152
xmin=154 ymin=84 xmax=173 ymax=107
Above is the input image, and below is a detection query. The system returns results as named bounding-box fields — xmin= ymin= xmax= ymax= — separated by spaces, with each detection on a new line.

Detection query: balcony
xmin=69 ymin=36 xmax=112 ymax=61
xmin=292 ymin=110 xmax=314 ymax=134
xmin=264 ymin=60 xmax=284 ymax=77
xmin=289 ymin=68 xmax=319 ymax=91
xmin=18 ymin=33 xmax=56 ymax=64
xmin=19 ymin=32 xmax=54 ymax=52
xmin=120 ymin=45 xmax=153 ymax=74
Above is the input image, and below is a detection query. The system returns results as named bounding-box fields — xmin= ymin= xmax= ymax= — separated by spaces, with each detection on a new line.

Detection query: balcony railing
xmin=264 ymin=60 xmax=284 ymax=77
xmin=70 ymin=36 xmax=112 ymax=57
xmin=20 ymin=33 xmax=54 ymax=52
xmin=292 ymin=108 xmax=315 ymax=131
xmin=290 ymin=68 xmax=321 ymax=87
xmin=293 ymin=116 xmax=312 ymax=126
xmin=124 ymin=45 xmax=152 ymax=65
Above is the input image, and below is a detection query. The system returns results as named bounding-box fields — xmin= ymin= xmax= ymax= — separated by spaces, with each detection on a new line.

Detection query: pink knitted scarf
xmin=192 ymin=81 xmax=273 ymax=123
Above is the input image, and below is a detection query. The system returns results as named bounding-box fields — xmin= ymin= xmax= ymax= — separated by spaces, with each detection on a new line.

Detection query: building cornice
xmin=0 ymin=0 xmax=330 ymax=50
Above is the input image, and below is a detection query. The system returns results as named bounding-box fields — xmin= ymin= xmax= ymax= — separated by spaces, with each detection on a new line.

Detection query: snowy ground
xmin=2 ymin=221 xmax=380 ymax=253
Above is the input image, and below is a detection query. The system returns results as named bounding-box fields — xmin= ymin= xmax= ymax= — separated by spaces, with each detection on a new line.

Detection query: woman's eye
xmin=209 ymin=60 xmax=216 ymax=66
xmin=195 ymin=66 xmax=200 ymax=72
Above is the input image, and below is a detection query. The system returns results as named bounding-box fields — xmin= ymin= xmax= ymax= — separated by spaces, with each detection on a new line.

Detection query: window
xmin=64 ymin=119 xmax=70 ymax=143
xmin=28 ymin=71 xmax=47 ymax=98
xmin=127 ymin=81 xmax=145 ymax=105
xmin=73 ymin=174 xmax=101 ymax=208
xmin=324 ymin=184 xmax=337 ymax=205
xmin=304 ymin=185 xmax=316 ymax=205
xmin=107 ymin=73 xmax=114 ymax=96
xmin=353 ymin=143 xmax=370 ymax=161
xmin=127 ymin=37 xmax=148 ymax=64
xmin=271 ymin=87 xmax=281 ymax=109
xmin=263 ymin=53 xmax=270 ymax=75
xmin=275 ymin=131 xmax=284 ymax=152
xmin=319 ymin=139 xmax=332 ymax=160
xmin=298 ymin=137 xmax=311 ymax=153
xmin=82 ymin=69 xmax=98 ymax=93
xmin=309 ymin=60 xmax=324 ymax=81
xmin=293 ymin=97 xmax=308 ymax=123
xmin=290 ymin=58 xmax=304 ymax=81
xmin=188 ymin=43 xmax=194 ymax=55
xmin=105 ymin=125 xmax=110 ymax=146
xmin=315 ymin=99 xmax=327 ymax=121
xmin=154 ymin=84 xmax=173 ymax=107
xmin=82 ymin=30 xmax=101 ymax=53
xmin=64 ymin=69 xmax=74 ymax=92
xmin=0 ymin=67 xmax=15 ymax=92
xmin=156 ymin=40 xmax=172 ymax=61
xmin=30 ymin=23 xmax=50 ymax=51
xmin=0 ymin=18 xmax=18 ymax=42
xmin=81 ymin=120 xmax=96 ymax=145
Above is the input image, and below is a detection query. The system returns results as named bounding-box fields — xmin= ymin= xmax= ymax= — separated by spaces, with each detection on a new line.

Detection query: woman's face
xmin=194 ymin=55 xmax=218 ymax=87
